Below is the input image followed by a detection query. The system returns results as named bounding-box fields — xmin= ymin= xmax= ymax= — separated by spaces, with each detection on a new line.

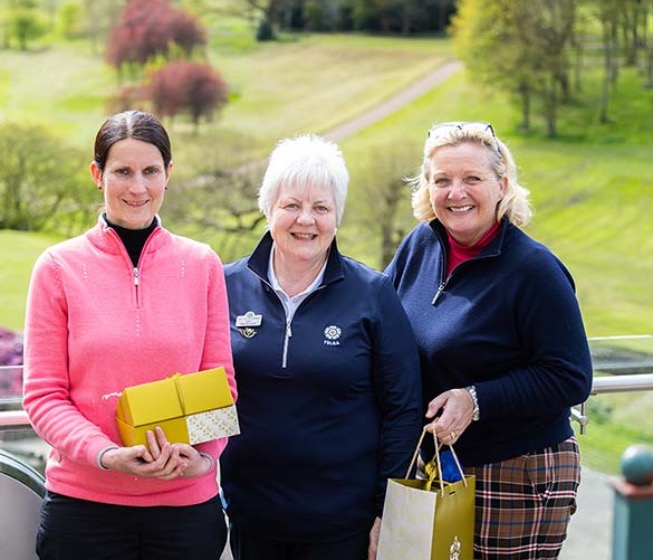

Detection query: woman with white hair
xmin=385 ymin=122 xmax=593 ymax=559
xmin=221 ymin=134 xmax=422 ymax=560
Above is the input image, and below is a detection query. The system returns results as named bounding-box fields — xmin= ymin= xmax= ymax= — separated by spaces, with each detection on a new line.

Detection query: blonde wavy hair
xmin=410 ymin=122 xmax=532 ymax=227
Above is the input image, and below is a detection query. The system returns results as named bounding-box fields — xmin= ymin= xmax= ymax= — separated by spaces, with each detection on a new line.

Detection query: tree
xmin=303 ymin=0 xmax=342 ymax=31
xmin=106 ymin=0 xmax=206 ymax=73
xmin=192 ymin=0 xmax=298 ymax=40
xmin=619 ymin=0 xmax=648 ymax=67
xmin=0 ymin=123 xmax=91 ymax=233
xmin=5 ymin=0 xmax=47 ymax=50
xmin=644 ymin=1 xmax=653 ymax=87
xmin=532 ymin=0 xmax=578 ymax=136
xmin=247 ymin=0 xmax=289 ymax=40
xmin=453 ymin=0 xmax=577 ymax=137
xmin=146 ymin=61 xmax=229 ymax=128
xmin=82 ymin=0 xmax=123 ymax=55
xmin=453 ymin=0 xmax=533 ymax=131
xmin=58 ymin=1 xmax=83 ymax=39
xmin=107 ymin=83 xmax=148 ymax=114
xmin=164 ymin=139 xmax=267 ymax=261
xmin=352 ymin=143 xmax=416 ymax=268
xmin=595 ymin=0 xmax=621 ymax=123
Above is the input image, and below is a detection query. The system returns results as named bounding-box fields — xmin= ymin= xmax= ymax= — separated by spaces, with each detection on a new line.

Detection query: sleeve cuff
xmin=198 ymin=451 xmax=215 ymax=471
xmin=97 ymin=446 xmax=119 ymax=470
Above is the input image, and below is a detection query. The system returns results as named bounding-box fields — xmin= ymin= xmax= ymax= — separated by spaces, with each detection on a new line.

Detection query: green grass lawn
xmin=172 ymin=33 xmax=456 ymax=175
xmin=212 ymin=34 xmax=453 ymax=144
xmin=0 ymin=230 xmax=64 ymax=331
xmin=0 ymin=41 xmax=113 ymax=147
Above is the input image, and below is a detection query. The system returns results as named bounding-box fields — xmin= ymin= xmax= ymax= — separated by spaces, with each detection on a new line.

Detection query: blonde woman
xmin=386 ymin=122 xmax=593 ymax=560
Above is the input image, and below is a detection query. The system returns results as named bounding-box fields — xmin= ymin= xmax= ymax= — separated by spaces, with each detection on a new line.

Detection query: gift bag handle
xmin=405 ymin=426 xmax=468 ymax=495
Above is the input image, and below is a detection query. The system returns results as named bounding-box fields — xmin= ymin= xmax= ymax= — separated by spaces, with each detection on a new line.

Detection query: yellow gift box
xmin=116 ymin=367 xmax=240 ymax=448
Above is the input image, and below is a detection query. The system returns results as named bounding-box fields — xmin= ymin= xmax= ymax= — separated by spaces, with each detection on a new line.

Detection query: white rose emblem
xmin=324 ymin=325 xmax=342 ymax=341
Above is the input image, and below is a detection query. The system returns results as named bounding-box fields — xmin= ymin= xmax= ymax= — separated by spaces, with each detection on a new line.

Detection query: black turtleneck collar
xmin=104 ymin=214 xmax=158 ymax=267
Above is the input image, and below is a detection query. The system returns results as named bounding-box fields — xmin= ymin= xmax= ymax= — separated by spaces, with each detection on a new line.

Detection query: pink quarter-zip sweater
xmin=23 ymin=216 xmax=237 ymax=507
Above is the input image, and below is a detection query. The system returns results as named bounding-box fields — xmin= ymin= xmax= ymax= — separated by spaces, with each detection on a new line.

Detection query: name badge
xmin=236 ymin=311 xmax=262 ymax=328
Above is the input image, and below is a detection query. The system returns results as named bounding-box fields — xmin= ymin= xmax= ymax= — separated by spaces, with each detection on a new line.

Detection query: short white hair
xmin=258 ymin=134 xmax=349 ymax=226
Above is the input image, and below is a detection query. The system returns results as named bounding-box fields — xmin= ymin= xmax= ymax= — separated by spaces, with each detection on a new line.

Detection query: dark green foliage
xmin=5 ymin=0 xmax=47 ymax=50
xmin=586 ymin=399 xmax=614 ymax=425
xmin=256 ymin=19 xmax=274 ymax=41
xmin=0 ymin=123 xmax=93 ymax=234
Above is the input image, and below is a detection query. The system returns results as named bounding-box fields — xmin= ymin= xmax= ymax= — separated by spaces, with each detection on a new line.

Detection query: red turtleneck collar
xmin=446 ymin=222 xmax=501 ymax=277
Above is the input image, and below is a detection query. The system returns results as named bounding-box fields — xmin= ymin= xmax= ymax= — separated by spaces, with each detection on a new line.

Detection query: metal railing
xmin=0 ymin=409 xmax=30 ymax=428
xmin=5 ymin=377 xmax=653 ymax=430
xmin=0 ymin=392 xmax=27 ymax=428
xmin=3 ymin=334 xmax=653 ymax=433
xmin=4 ymin=368 xmax=653 ymax=432
xmin=572 ymin=334 xmax=653 ymax=433
xmin=571 ymin=373 xmax=653 ymax=433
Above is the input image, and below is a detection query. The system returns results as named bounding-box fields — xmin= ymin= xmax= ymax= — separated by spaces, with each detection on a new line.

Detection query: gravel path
xmin=323 ymin=60 xmax=463 ymax=142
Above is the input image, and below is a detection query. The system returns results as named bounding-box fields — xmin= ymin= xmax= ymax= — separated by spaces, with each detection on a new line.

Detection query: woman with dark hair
xmin=23 ymin=110 xmax=236 ymax=560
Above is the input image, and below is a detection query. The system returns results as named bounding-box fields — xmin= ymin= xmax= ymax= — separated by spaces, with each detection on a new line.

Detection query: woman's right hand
xmin=424 ymin=388 xmax=475 ymax=445
xmin=100 ymin=427 xmax=188 ymax=479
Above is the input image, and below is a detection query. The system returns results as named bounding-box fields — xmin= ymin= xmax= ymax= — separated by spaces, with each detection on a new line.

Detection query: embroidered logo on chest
xmin=323 ymin=325 xmax=342 ymax=346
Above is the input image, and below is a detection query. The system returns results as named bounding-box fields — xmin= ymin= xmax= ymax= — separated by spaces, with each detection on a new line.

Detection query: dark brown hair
xmin=93 ymin=110 xmax=172 ymax=171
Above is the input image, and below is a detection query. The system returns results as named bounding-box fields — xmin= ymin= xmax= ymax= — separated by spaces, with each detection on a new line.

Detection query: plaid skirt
xmin=464 ymin=437 xmax=580 ymax=560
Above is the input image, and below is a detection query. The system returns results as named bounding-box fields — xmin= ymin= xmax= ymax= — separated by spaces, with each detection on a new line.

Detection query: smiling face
xmin=427 ymin=142 xmax=506 ymax=246
xmin=90 ymin=138 xmax=171 ymax=230
xmin=269 ymin=181 xmax=337 ymax=268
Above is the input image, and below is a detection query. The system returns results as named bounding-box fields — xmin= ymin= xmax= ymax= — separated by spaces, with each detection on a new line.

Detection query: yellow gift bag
xmin=377 ymin=427 xmax=476 ymax=560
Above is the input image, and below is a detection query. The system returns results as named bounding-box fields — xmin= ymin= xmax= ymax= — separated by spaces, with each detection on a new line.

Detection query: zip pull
xmin=431 ymin=282 xmax=445 ymax=305
xmin=133 ymin=267 xmax=140 ymax=286
xmin=281 ymin=317 xmax=293 ymax=368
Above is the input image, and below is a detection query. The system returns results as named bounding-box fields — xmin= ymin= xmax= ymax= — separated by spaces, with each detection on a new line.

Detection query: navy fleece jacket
xmin=385 ymin=219 xmax=593 ymax=467
xmin=221 ymin=233 xmax=422 ymax=541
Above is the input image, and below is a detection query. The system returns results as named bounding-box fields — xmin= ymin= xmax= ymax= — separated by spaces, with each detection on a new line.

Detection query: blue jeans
xmin=36 ymin=491 xmax=227 ymax=560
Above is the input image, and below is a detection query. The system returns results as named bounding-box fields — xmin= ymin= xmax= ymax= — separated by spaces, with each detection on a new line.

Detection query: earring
xmin=97 ymin=185 xmax=102 ymax=191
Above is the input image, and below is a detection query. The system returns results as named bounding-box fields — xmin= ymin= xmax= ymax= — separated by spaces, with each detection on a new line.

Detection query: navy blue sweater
xmin=385 ymin=219 xmax=593 ymax=467
xmin=221 ymin=233 xmax=422 ymax=541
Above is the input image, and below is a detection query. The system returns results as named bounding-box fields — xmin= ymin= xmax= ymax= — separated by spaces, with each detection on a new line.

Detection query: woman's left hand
xmin=424 ymin=388 xmax=475 ymax=445
xmin=145 ymin=427 xmax=212 ymax=480
xmin=368 ymin=516 xmax=382 ymax=560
